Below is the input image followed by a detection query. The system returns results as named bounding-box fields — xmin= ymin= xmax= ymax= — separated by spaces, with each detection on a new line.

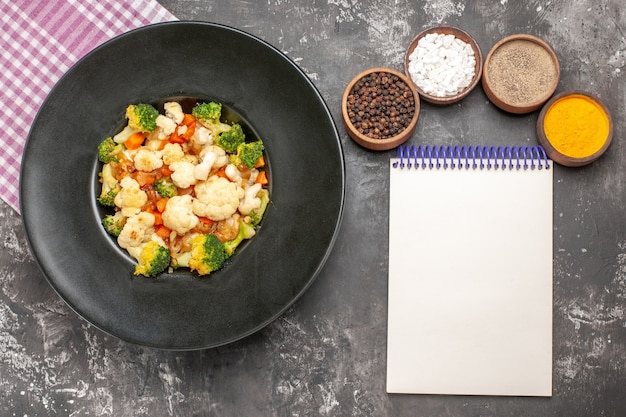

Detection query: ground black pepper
xmin=346 ymin=71 xmax=416 ymax=140
xmin=486 ymin=39 xmax=558 ymax=106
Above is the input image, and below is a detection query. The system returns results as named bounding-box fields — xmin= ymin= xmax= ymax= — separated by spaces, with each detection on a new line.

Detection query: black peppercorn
xmin=346 ymin=71 xmax=415 ymax=140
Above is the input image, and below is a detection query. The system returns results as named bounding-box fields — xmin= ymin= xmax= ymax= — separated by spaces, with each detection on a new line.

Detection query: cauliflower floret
xmin=150 ymin=234 xmax=167 ymax=248
xmin=126 ymin=245 xmax=143 ymax=261
xmin=162 ymin=195 xmax=199 ymax=235
xmin=194 ymin=151 xmax=217 ymax=182
xmin=124 ymin=232 xmax=167 ymax=263
xmin=114 ymin=177 xmax=148 ymax=215
xmin=169 ymin=161 xmax=197 ymax=189
xmin=193 ymin=176 xmax=245 ymax=221
xmin=122 ymin=148 xmax=139 ymax=160
xmin=206 ymin=145 xmax=228 ymax=168
xmin=143 ymin=137 xmax=167 ymax=151
xmin=225 ymin=163 xmax=243 ymax=185
xmin=223 ymin=164 xmax=258 ymax=187
xmin=162 ymin=142 xmax=185 ymax=165
xmin=181 ymin=154 xmax=199 ymax=164
xmin=133 ymin=148 xmax=163 ymax=172
xmin=156 ymin=114 xmax=177 ymax=140
xmin=194 ymin=146 xmax=229 ymax=181
xmin=239 ymin=183 xmax=263 ymax=215
xmin=191 ymin=124 xmax=213 ymax=147
xmin=117 ymin=212 xmax=155 ymax=250
xmin=246 ymin=168 xmax=260 ymax=186
xmin=193 ymin=145 xmax=228 ymax=181
xmin=164 ymin=101 xmax=184 ymax=124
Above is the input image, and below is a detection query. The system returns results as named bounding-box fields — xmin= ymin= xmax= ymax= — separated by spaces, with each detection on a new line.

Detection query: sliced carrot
xmin=160 ymin=165 xmax=173 ymax=177
xmin=155 ymin=139 xmax=169 ymax=151
xmin=124 ymin=132 xmax=145 ymax=150
xmin=214 ymin=166 xmax=228 ymax=179
xmin=169 ymin=129 xmax=186 ymax=144
xmin=255 ymin=170 xmax=269 ymax=185
xmin=155 ymin=225 xmax=171 ymax=239
xmin=198 ymin=216 xmax=215 ymax=225
xmin=254 ymin=155 xmax=266 ymax=168
xmin=182 ymin=120 xmax=196 ymax=140
xmin=134 ymin=171 xmax=156 ymax=187
xmin=152 ymin=211 xmax=163 ymax=226
xmin=181 ymin=113 xmax=195 ymax=126
xmin=155 ymin=197 xmax=168 ymax=213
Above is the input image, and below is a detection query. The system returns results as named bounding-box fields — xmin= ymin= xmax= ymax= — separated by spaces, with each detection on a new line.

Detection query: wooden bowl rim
xmin=482 ymin=33 xmax=560 ymax=114
xmin=536 ymin=90 xmax=613 ymax=167
xmin=403 ymin=25 xmax=483 ymax=106
xmin=341 ymin=67 xmax=420 ymax=151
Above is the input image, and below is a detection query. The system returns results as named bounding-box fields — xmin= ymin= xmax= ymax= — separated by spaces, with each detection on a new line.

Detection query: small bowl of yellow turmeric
xmin=536 ymin=91 xmax=613 ymax=167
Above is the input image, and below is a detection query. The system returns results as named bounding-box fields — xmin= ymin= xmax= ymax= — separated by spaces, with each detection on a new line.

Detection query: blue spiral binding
xmin=392 ymin=145 xmax=551 ymax=170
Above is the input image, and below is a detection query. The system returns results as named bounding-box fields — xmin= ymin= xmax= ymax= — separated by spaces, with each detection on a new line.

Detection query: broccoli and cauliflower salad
xmin=97 ymin=101 xmax=269 ymax=277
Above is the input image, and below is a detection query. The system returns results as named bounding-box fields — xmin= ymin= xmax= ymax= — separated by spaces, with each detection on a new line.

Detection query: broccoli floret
xmin=216 ymin=123 xmax=246 ymax=153
xmin=112 ymin=103 xmax=159 ymax=144
xmin=230 ymin=140 xmax=264 ymax=169
xmin=189 ymin=234 xmax=226 ymax=275
xmin=191 ymin=101 xmax=222 ymax=123
xmin=97 ymin=189 xmax=118 ymax=207
xmin=191 ymin=101 xmax=233 ymax=138
xmin=249 ymin=189 xmax=270 ymax=227
xmin=126 ymin=103 xmax=159 ymax=132
xmin=154 ymin=177 xmax=178 ymax=198
xmin=134 ymin=241 xmax=171 ymax=277
xmin=97 ymin=137 xmax=124 ymax=163
xmin=223 ymin=221 xmax=256 ymax=257
xmin=102 ymin=212 xmax=126 ymax=237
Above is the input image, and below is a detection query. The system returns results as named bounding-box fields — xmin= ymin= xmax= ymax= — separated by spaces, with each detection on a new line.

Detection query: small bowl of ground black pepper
xmin=482 ymin=34 xmax=560 ymax=114
xmin=404 ymin=25 xmax=483 ymax=105
xmin=342 ymin=67 xmax=419 ymax=151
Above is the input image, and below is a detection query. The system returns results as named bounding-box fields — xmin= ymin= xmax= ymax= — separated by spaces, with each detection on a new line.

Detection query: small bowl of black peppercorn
xmin=342 ymin=67 xmax=420 ymax=151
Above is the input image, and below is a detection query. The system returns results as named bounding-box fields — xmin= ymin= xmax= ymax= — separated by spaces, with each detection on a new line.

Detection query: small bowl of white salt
xmin=404 ymin=25 xmax=483 ymax=105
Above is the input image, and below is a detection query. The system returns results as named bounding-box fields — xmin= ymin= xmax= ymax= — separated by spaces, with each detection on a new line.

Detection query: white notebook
xmin=387 ymin=145 xmax=553 ymax=397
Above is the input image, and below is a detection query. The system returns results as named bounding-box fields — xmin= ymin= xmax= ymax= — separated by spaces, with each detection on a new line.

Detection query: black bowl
xmin=20 ymin=22 xmax=345 ymax=350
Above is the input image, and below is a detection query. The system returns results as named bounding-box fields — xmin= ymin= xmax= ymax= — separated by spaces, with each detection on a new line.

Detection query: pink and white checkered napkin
xmin=0 ymin=0 xmax=176 ymax=214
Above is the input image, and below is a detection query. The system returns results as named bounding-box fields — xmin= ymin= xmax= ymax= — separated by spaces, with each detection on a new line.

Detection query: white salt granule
xmin=408 ymin=32 xmax=476 ymax=97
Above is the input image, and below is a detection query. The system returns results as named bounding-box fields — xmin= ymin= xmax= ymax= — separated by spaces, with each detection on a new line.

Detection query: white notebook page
xmin=387 ymin=155 xmax=553 ymax=396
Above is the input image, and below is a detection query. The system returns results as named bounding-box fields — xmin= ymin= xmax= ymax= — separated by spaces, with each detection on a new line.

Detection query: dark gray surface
xmin=1 ymin=0 xmax=624 ymax=416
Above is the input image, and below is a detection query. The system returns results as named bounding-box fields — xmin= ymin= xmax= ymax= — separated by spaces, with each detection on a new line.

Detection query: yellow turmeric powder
xmin=543 ymin=94 xmax=610 ymax=158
